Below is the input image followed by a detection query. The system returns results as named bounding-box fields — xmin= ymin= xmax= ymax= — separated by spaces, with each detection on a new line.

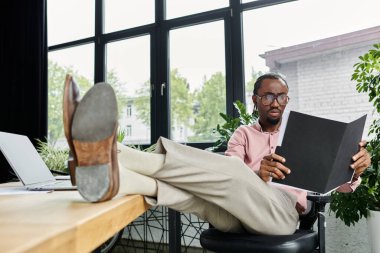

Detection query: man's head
xmin=252 ymin=73 xmax=289 ymax=131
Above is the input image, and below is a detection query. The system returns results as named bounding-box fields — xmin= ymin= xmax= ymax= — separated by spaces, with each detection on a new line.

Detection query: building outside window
xmin=126 ymin=104 xmax=132 ymax=118
xmin=126 ymin=125 xmax=132 ymax=137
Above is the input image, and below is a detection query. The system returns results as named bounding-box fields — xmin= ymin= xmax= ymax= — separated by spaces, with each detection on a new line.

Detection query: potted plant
xmin=36 ymin=139 xmax=69 ymax=175
xmin=330 ymin=43 xmax=380 ymax=252
xmin=210 ymin=100 xmax=258 ymax=152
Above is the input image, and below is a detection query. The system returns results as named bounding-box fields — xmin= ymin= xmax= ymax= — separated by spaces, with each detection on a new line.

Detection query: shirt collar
xmin=253 ymin=121 xmax=280 ymax=134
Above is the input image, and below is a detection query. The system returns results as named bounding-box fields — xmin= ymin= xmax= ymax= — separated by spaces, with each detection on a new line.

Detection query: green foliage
xmin=169 ymin=69 xmax=194 ymax=129
xmin=211 ymin=100 xmax=258 ymax=151
xmin=36 ymin=139 xmax=69 ymax=174
xmin=330 ymin=43 xmax=380 ymax=226
xmin=107 ymin=69 xmax=129 ymax=119
xmin=48 ymin=60 xmax=92 ymax=146
xmin=48 ymin=62 xmax=129 ymax=146
xmin=117 ymin=127 xmax=127 ymax=143
xmin=133 ymin=80 xmax=151 ymax=125
xmin=189 ymin=72 xmax=226 ymax=142
xmin=133 ymin=69 xmax=194 ymax=128
xmin=133 ymin=68 xmax=263 ymax=142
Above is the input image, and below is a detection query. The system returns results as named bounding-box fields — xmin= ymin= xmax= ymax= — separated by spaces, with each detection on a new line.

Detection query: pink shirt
xmin=225 ymin=122 xmax=361 ymax=210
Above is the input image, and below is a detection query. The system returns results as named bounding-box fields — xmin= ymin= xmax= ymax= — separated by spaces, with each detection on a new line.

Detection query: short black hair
xmin=253 ymin=73 xmax=288 ymax=95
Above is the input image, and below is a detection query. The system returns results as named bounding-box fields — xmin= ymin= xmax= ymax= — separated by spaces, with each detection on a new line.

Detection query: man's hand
xmin=351 ymin=140 xmax=371 ymax=178
xmin=258 ymin=153 xmax=291 ymax=182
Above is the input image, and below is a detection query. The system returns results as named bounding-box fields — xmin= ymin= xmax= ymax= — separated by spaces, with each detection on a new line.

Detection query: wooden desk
xmin=0 ymin=183 xmax=149 ymax=253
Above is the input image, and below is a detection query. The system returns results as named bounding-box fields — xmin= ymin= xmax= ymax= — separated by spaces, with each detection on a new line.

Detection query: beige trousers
xmin=119 ymin=137 xmax=299 ymax=235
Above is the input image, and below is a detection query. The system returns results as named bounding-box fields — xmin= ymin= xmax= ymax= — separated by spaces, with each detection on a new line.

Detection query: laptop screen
xmin=0 ymin=132 xmax=55 ymax=185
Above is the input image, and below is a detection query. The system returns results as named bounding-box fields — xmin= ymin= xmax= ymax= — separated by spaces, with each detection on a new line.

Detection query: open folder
xmin=272 ymin=111 xmax=367 ymax=194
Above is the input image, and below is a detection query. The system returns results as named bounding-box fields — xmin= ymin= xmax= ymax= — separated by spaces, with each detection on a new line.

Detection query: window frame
xmin=47 ymin=0 xmax=294 ymax=149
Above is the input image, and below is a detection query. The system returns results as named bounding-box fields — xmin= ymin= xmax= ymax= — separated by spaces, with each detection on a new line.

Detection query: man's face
xmin=252 ymin=78 xmax=289 ymax=126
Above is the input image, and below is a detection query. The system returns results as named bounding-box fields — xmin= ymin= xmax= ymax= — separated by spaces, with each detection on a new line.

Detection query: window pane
xmin=243 ymin=0 xmax=380 ymax=136
xmin=48 ymin=44 xmax=94 ymax=147
xmin=106 ymin=36 xmax=151 ymax=145
xmin=169 ymin=21 xmax=226 ymax=143
xmin=104 ymin=0 xmax=154 ymax=33
xmin=47 ymin=0 xmax=94 ymax=46
xmin=166 ymin=0 xmax=228 ymax=19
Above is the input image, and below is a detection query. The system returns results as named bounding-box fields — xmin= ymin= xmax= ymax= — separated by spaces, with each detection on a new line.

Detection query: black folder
xmin=273 ymin=111 xmax=367 ymax=194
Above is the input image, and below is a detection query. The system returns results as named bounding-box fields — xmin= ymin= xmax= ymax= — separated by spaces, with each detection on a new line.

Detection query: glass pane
xmin=170 ymin=21 xmax=226 ymax=143
xmin=166 ymin=0 xmax=228 ymax=19
xmin=243 ymin=0 xmax=380 ymax=136
xmin=47 ymin=0 xmax=94 ymax=46
xmin=48 ymin=44 xmax=94 ymax=147
xmin=106 ymin=36 xmax=151 ymax=145
xmin=104 ymin=0 xmax=154 ymax=33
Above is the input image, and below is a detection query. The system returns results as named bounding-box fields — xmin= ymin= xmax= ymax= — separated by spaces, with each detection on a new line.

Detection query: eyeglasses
xmin=256 ymin=94 xmax=289 ymax=106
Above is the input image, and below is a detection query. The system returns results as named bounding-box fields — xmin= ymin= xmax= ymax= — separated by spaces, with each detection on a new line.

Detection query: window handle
xmin=161 ymin=83 xmax=166 ymax=96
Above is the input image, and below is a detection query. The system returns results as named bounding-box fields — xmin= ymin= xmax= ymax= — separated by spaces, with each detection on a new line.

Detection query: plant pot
xmin=367 ymin=210 xmax=380 ymax=253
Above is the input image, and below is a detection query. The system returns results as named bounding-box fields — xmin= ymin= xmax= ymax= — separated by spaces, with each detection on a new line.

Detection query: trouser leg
xmin=117 ymin=161 xmax=158 ymax=197
xmin=117 ymin=138 xmax=298 ymax=235
xmin=150 ymin=137 xmax=299 ymax=235
xmin=117 ymin=144 xmax=244 ymax=232
xmin=145 ymin=180 xmax=244 ymax=233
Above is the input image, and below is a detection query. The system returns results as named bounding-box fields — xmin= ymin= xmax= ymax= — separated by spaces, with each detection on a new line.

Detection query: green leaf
xmin=332 ymin=43 xmax=380 ymax=225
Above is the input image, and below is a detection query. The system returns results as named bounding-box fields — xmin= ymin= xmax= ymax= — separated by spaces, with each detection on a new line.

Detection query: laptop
xmin=0 ymin=131 xmax=76 ymax=191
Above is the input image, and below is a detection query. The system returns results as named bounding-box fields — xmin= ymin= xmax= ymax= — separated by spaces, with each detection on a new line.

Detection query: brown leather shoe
xmin=63 ymin=74 xmax=81 ymax=186
xmin=71 ymin=83 xmax=120 ymax=202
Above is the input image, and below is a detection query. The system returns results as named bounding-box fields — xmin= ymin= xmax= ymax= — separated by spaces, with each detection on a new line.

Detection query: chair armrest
xmin=306 ymin=194 xmax=331 ymax=206
xmin=299 ymin=194 xmax=331 ymax=230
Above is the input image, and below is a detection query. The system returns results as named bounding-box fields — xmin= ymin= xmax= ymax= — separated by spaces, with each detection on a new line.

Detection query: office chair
xmin=200 ymin=194 xmax=330 ymax=253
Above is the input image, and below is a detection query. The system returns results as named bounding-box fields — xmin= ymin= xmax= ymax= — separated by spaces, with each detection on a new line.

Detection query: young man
xmin=63 ymin=73 xmax=370 ymax=235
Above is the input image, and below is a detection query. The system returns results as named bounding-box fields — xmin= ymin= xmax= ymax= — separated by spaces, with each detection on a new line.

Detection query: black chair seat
xmin=200 ymin=228 xmax=318 ymax=253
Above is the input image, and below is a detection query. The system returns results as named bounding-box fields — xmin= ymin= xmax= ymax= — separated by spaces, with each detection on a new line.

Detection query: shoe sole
xmin=63 ymin=74 xmax=80 ymax=186
xmin=71 ymin=83 xmax=119 ymax=202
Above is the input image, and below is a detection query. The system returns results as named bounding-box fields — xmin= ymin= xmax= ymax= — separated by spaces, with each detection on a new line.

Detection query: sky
xmin=48 ymin=0 xmax=380 ymax=93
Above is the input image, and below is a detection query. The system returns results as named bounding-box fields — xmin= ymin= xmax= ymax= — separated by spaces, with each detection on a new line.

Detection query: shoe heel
xmin=76 ymin=164 xmax=111 ymax=202
xmin=73 ymin=135 xmax=115 ymax=202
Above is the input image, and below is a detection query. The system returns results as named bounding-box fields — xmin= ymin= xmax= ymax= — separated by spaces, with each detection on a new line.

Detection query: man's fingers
xmin=260 ymin=154 xmax=290 ymax=182
xmin=352 ymin=149 xmax=367 ymax=161
xmin=264 ymin=153 xmax=286 ymax=163
xmin=352 ymin=160 xmax=368 ymax=175
xmin=264 ymin=160 xmax=291 ymax=175
xmin=272 ymin=167 xmax=286 ymax=179
xmin=261 ymin=164 xmax=288 ymax=180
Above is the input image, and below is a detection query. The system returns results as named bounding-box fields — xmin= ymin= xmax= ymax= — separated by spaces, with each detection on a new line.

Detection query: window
xmin=48 ymin=0 xmax=380 ymax=149
xmin=47 ymin=44 xmax=94 ymax=147
xmin=166 ymin=0 xmax=228 ymax=19
xmin=169 ymin=21 xmax=226 ymax=143
xmin=243 ymin=0 xmax=380 ymax=136
xmin=106 ymin=35 xmax=151 ymax=145
xmin=126 ymin=104 xmax=132 ymax=117
xmin=126 ymin=125 xmax=132 ymax=136
xmin=104 ymin=0 xmax=154 ymax=33
xmin=47 ymin=0 xmax=94 ymax=46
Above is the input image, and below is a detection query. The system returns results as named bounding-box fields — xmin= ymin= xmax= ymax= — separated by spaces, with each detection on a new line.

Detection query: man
xmin=226 ymin=73 xmax=370 ymax=213
xmin=63 ymin=73 xmax=370 ymax=235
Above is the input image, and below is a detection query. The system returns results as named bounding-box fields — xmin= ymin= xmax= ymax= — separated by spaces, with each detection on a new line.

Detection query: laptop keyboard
xmin=28 ymin=180 xmax=76 ymax=191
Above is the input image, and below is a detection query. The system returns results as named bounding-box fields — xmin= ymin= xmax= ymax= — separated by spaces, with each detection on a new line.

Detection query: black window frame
xmin=47 ymin=0 xmax=295 ymax=149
